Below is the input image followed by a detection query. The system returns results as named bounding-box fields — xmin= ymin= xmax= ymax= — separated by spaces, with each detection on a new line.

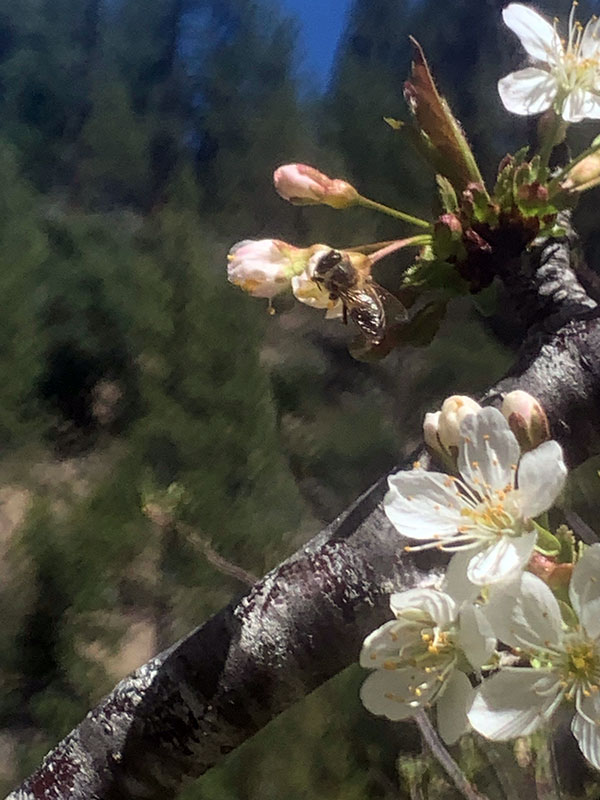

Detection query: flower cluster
xmin=360 ymin=391 xmax=600 ymax=773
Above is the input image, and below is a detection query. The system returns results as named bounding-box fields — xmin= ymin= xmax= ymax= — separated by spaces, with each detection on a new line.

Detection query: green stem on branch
xmin=357 ymin=195 xmax=432 ymax=229
xmin=537 ymin=111 xmax=565 ymax=179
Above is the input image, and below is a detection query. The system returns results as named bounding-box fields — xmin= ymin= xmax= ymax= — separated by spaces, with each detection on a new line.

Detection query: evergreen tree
xmin=184 ymin=0 xmax=316 ymax=239
xmin=323 ymin=0 xmax=432 ymax=243
xmin=0 ymin=143 xmax=47 ymax=446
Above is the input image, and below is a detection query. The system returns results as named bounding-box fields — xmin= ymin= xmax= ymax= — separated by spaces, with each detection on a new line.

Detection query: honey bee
xmin=313 ymin=249 xmax=407 ymax=345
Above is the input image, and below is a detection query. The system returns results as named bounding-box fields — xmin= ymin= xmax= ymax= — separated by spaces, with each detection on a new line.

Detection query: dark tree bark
xmin=8 ymin=226 xmax=600 ymax=799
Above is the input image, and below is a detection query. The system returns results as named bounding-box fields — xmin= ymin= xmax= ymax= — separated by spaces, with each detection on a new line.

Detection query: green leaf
xmin=404 ymin=38 xmax=485 ymax=193
xmin=436 ymin=174 xmax=458 ymax=212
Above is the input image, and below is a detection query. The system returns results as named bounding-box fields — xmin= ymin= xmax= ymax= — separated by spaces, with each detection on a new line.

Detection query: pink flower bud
xmin=273 ymin=164 xmax=359 ymax=209
xmin=437 ymin=395 xmax=482 ymax=454
xmin=501 ymin=390 xmax=550 ymax=451
xmin=227 ymin=239 xmax=302 ymax=298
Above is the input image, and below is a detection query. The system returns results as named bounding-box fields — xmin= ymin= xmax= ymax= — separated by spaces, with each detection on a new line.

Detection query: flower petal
xmin=502 ymin=4 xmax=562 ymax=63
xmin=458 ymin=407 xmax=520 ymax=497
xmin=384 ymin=469 xmax=464 ymax=539
xmin=466 ymin=530 xmax=536 ymax=586
xmin=516 ymin=439 xmax=566 ymax=519
xmin=437 ymin=670 xmax=474 ymax=745
xmin=576 ymin=684 xmax=600 ymax=726
xmin=581 ymin=17 xmax=600 ymax=60
xmin=570 ymin=544 xmax=600 ymax=640
xmin=360 ymin=619 xmax=407 ymax=669
xmin=458 ymin=604 xmax=496 ymax=669
xmin=468 ymin=667 xmax=562 ymax=740
xmin=572 ymin=712 xmax=600 ymax=771
xmin=442 ymin=551 xmax=480 ymax=605
xmin=498 ymin=68 xmax=557 ymax=116
xmin=485 ymin=570 xmax=563 ymax=651
xmin=360 ymin=667 xmax=434 ymax=721
xmin=562 ymin=88 xmax=598 ymax=123
xmin=390 ymin=588 xmax=457 ymax=628
xmin=562 ymin=89 xmax=600 ymax=122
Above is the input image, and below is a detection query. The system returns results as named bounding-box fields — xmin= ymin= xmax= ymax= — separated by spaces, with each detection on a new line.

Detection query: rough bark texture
xmin=8 ymin=225 xmax=600 ymax=799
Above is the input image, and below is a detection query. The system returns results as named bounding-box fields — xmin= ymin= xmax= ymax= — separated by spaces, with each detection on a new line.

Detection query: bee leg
xmin=343 ymin=304 xmax=348 ymax=326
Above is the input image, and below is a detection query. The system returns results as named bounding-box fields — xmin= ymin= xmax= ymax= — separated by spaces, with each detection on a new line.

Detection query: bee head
xmin=314 ymin=249 xmax=343 ymax=281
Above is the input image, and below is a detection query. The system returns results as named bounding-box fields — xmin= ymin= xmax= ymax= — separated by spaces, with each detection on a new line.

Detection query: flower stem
xmin=414 ymin=710 xmax=490 ymax=800
xmin=537 ymin=111 xmax=565 ymax=178
xmin=369 ymin=235 xmax=432 ymax=264
xmin=357 ymin=195 xmax=432 ymax=229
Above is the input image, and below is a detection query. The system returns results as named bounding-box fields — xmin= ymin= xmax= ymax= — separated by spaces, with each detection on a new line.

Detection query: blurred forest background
xmin=2 ymin=0 xmax=600 ymax=796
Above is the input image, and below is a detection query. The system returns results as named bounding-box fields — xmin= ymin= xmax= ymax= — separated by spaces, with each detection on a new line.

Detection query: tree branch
xmin=8 ymin=227 xmax=600 ymax=800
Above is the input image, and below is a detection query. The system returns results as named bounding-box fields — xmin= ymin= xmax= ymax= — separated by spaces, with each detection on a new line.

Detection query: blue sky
xmin=280 ymin=0 xmax=351 ymax=90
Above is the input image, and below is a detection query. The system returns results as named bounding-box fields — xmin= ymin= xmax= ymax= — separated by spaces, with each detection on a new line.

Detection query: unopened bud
xmin=227 ymin=239 xmax=307 ymax=298
xmin=437 ymin=395 xmax=482 ymax=454
xmin=561 ymin=152 xmax=600 ymax=193
xmin=273 ymin=163 xmax=359 ymax=209
xmin=501 ymin=390 xmax=549 ymax=451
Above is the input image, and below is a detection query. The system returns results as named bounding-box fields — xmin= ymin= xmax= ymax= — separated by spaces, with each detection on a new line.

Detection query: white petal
xmin=576 ymin=686 xmax=600 ymax=726
xmin=458 ymin=604 xmax=496 ymax=669
xmin=485 ymin=570 xmax=563 ymax=651
xmin=581 ymin=17 xmax=600 ymax=59
xmin=458 ymin=408 xmax=520 ymax=497
xmin=437 ymin=670 xmax=474 ymax=745
xmin=468 ymin=667 xmax=562 ymax=740
xmin=581 ymin=92 xmax=600 ymax=120
xmin=360 ymin=620 xmax=406 ymax=669
xmin=360 ymin=667 xmax=434 ymax=721
xmin=498 ymin=68 xmax=557 ymax=116
xmin=562 ymin=89 xmax=600 ymax=122
xmin=562 ymin=88 xmax=596 ymax=123
xmin=442 ymin=551 xmax=480 ymax=605
xmin=384 ymin=469 xmax=464 ymax=539
xmin=570 ymin=544 xmax=600 ymax=640
xmin=390 ymin=588 xmax=457 ymax=628
xmin=466 ymin=530 xmax=536 ymax=586
xmin=516 ymin=439 xmax=567 ymax=519
xmin=502 ymin=4 xmax=562 ymax=63
xmin=572 ymin=713 xmax=600 ymax=771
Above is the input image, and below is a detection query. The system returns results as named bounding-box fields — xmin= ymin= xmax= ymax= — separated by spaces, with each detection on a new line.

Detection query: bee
xmin=313 ymin=249 xmax=407 ymax=345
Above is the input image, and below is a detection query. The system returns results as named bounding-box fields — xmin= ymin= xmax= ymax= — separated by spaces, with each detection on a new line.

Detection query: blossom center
xmin=563 ymin=638 xmax=600 ymax=690
xmin=459 ymin=494 xmax=516 ymax=536
xmin=553 ymin=9 xmax=600 ymax=92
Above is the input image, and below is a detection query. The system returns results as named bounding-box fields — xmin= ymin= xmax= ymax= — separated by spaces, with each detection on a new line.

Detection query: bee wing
xmin=342 ymin=285 xmax=387 ymax=343
xmin=374 ymin=283 xmax=409 ymax=326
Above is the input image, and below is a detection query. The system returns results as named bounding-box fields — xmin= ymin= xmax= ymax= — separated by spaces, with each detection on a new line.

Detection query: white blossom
xmin=469 ymin=545 xmax=600 ymax=770
xmin=499 ymin=3 xmax=600 ymax=123
xmin=384 ymin=407 xmax=567 ymax=586
xmin=360 ymin=587 xmax=494 ymax=743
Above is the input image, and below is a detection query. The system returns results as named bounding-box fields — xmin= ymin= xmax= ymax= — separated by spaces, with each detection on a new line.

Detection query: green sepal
xmin=558 ymin=599 xmax=578 ymax=630
xmin=534 ymin=521 xmax=561 ymax=556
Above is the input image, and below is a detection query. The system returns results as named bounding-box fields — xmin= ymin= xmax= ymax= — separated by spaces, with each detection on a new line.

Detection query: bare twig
xmin=414 ymin=711 xmax=489 ymax=800
xmin=181 ymin=523 xmax=258 ymax=587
